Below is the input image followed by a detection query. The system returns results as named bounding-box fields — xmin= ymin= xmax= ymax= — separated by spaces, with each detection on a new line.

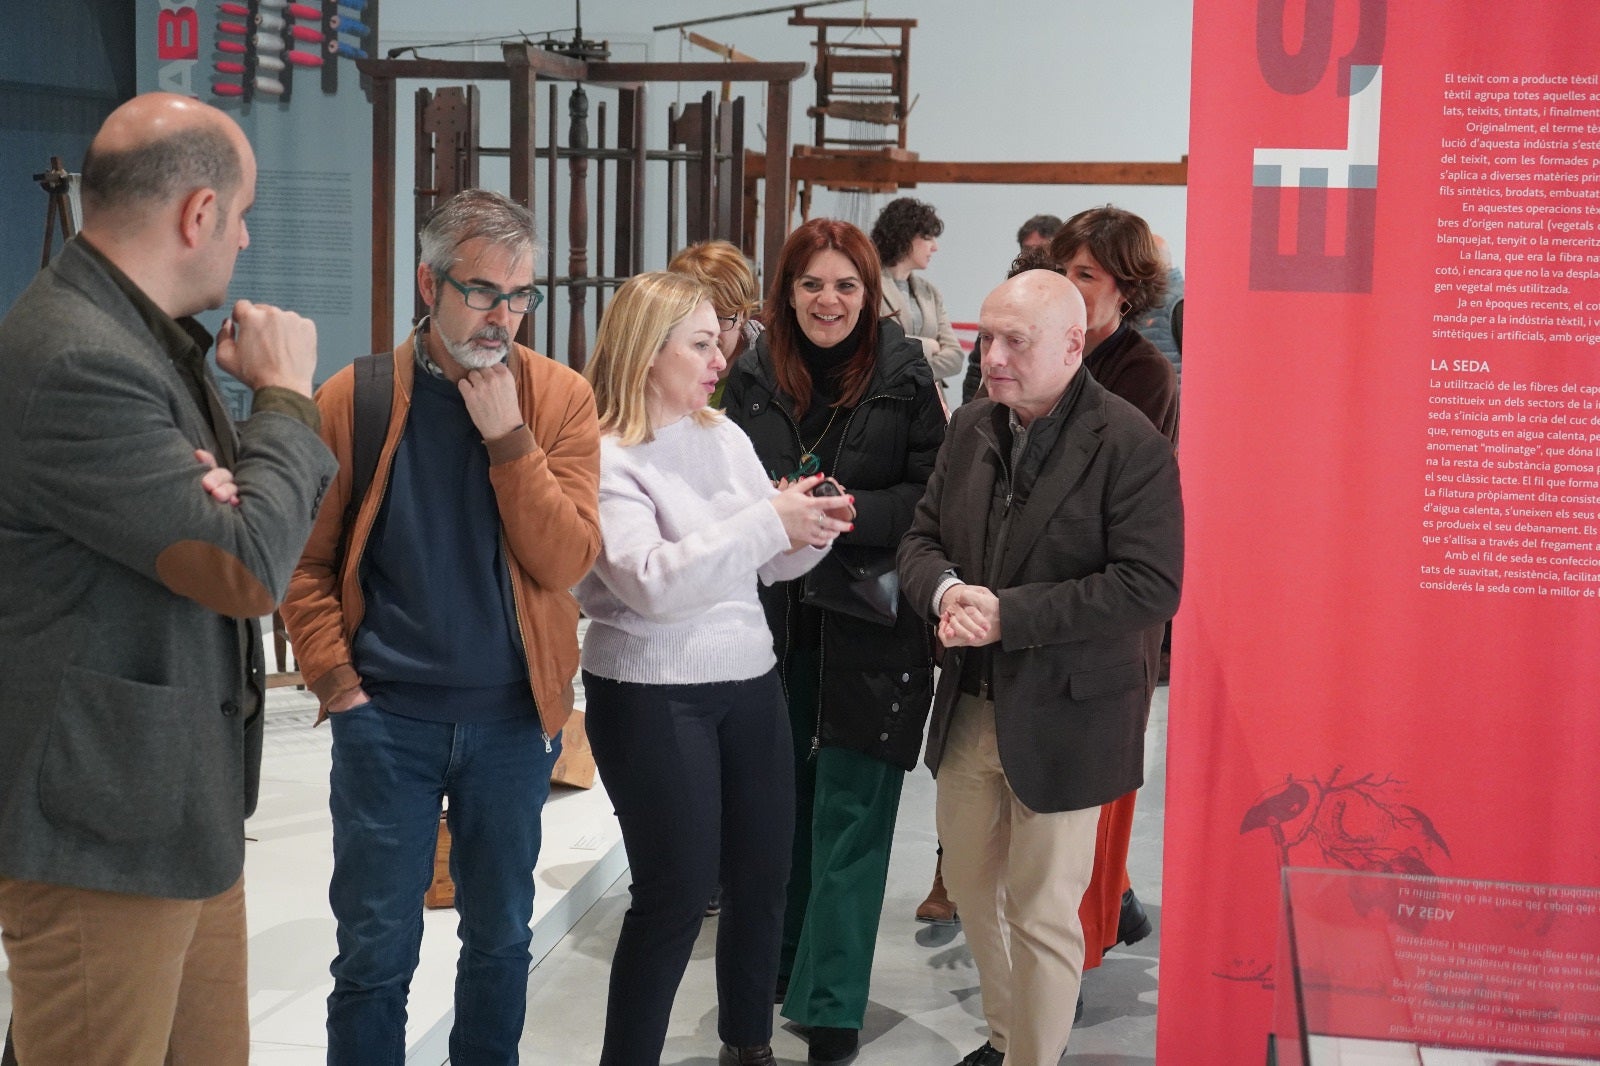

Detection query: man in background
xmin=1016 ymin=213 xmax=1064 ymax=253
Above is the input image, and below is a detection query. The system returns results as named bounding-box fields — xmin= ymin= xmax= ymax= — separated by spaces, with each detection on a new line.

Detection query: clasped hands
xmin=938 ymin=583 xmax=1001 ymax=648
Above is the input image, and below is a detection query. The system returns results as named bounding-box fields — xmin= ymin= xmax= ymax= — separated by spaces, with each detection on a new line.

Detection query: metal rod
xmin=653 ymin=0 xmax=854 ymax=32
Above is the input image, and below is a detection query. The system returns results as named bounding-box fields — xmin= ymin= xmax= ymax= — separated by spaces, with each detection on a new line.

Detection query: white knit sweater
xmin=574 ymin=414 xmax=827 ymax=685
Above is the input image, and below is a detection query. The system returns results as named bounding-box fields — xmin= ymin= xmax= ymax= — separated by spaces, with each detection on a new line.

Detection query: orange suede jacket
xmin=281 ymin=330 xmax=601 ymax=737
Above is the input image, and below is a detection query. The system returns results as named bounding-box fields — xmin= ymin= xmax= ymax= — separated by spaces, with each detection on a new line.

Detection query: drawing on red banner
xmin=1213 ymin=766 xmax=1453 ymax=988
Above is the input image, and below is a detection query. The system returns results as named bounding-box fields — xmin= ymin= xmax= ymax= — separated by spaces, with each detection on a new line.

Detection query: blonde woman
xmin=667 ymin=240 xmax=763 ymax=407
xmin=575 ymin=272 xmax=855 ymax=1066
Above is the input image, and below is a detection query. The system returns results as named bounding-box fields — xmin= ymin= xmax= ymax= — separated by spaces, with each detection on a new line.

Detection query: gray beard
xmin=444 ymin=325 xmax=510 ymax=369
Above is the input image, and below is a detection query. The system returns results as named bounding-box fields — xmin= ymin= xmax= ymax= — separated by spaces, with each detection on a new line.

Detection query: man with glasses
xmin=280 ymin=188 xmax=600 ymax=1065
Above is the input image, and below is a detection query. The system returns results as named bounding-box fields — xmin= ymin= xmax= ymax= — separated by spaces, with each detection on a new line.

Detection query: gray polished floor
xmin=0 ymin=690 xmax=1165 ymax=1066
xmin=516 ymin=688 xmax=1167 ymax=1066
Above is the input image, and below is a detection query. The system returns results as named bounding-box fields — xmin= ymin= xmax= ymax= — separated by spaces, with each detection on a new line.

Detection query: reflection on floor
xmin=517 ymin=687 xmax=1168 ymax=1066
xmin=244 ymin=685 xmax=626 ymax=1065
xmin=0 ymin=634 xmax=628 ymax=1066
xmin=0 ymin=657 xmax=1166 ymax=1066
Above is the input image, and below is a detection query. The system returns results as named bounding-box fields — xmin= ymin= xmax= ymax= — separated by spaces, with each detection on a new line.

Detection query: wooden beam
xmin=762 ymin=80 xmax=792 ymax=285
xmin=590 ymin=62 xmax=807 ymax=83
xmin=513 ymin=45 xmax=589 ymax=82
xmin=685 ymin=31 xmax=759 ymax=64
xmin=784 ymin=156 xmax=1189 ymax=187
xmin=357 ymin=46 xmax=590 ymax=83
xmin=370 ymin=72 xmax=396 ymax=353
xmin=358 ymin=58 xmax=512 ymax=82
xmin=505 ymin=48 xmax=539 ymax=351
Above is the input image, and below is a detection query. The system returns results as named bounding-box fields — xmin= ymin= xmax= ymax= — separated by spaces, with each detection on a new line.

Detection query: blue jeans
xmin=325 ymin=703 xmax=559 ymax=1066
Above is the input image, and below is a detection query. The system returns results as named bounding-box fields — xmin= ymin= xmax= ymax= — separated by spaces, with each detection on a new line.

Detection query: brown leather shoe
xmin=719 ymin=1043 xmax=777 ymax=1066
xmin=915 ymin=856 xmax=959 ymax=925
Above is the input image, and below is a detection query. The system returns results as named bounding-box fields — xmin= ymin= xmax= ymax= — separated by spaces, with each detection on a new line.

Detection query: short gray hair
xmin=419 ymin=189 xmax=537 ymax=279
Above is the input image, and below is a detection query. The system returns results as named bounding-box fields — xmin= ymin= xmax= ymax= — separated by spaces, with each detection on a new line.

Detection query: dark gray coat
xmin=898 ymin=371 xmax=1183 ymax=813
xmin=0 ymin=238 xmax=336 ymax=899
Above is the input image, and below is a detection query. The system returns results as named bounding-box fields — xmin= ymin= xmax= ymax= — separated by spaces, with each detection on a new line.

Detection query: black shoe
xmin=719 ymin=1044 xmax=777 ymax=1066
xmin=808 ymin=1025 xmax=859 ymax=1063
xmin=706 ymin=886 xmax=723 ymax=917
xmin=1116 ymin=887 xmax=1152 ymax=947
xmin=773 ymin=973 xmax=789 ymax=1004
xmin=1075 ymin=988 xmax=1085 ymax=1024
xmin=955 ymin=1042 xmax=1004 ymax=1066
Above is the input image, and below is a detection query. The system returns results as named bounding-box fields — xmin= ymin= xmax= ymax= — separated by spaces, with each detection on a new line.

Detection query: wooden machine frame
xmin=357 ymin=43 xmax=806 ymax=364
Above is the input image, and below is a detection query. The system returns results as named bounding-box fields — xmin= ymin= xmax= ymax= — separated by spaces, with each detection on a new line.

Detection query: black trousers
xmin=584 ymin=669 xmax=795 ymax=1065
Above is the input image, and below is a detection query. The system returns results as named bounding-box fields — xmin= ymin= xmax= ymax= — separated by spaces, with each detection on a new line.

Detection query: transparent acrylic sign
xmin=1273 ymin=868 xmax=1600 ymax=1065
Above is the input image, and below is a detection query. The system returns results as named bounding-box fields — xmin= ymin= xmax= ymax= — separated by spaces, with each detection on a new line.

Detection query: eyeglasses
xmin=716 ymin=314 xmax=740 ymax=333
xmin=441 ymin=271 xmax=544 ymax=314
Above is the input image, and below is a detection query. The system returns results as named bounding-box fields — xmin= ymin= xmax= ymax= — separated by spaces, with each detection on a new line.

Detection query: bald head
xmin=75 ymin=93 xmax=258 ymax=318
xmin=82 ymin=93 xmax=249 ymax=232
xmin=977 ymin=269 xmax=1087 ymax=425
xmin=986 ymin=269 xmax=1086 ymax=333
xmin=1153 ymin=233 xmax=1173 ymax=270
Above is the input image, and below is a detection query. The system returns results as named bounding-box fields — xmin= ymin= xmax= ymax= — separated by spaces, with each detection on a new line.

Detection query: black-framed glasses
xmin=441 ymin=271 xmax=544 ymax=314
xmin=716 ymin=314 xmax=740 ymax=333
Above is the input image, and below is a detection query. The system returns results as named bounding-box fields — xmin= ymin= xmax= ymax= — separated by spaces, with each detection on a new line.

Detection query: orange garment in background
xmin=1078 ymin=789 xmax=1137 ymax=971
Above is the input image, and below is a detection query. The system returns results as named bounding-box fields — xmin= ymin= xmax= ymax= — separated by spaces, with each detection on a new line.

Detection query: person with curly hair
xmin=870 ymin=197 xmax=965 ymax=388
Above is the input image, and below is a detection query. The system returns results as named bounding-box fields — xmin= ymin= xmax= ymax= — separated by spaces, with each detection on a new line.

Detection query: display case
xmin=1269 ymin=868 xmax=1600 ymax=1066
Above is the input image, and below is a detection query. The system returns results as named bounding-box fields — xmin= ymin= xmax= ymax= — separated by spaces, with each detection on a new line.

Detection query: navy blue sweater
xmin=353 ymin=365 xmax=535 ymax=723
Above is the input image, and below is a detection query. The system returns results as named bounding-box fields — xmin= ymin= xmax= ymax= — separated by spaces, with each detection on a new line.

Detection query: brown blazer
xmin=898 ymin=371 xmax=1183 ymax=813
xmin=282 ymin=330 xmax=601 ymax=737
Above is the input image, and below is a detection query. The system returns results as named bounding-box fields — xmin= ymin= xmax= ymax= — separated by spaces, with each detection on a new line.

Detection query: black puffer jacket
xmin=724 ymin=319 xmax=946 ymax=770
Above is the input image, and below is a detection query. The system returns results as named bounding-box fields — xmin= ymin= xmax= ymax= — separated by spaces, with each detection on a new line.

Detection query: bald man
xmin=0 ymin=93 xmax=336 ymax=1063
xmin=898 ymin=271 xmax=1183 ymax=1066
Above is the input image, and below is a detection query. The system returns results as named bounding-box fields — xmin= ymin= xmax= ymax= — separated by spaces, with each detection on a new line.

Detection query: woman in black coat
xmin=724 ymin=218 xmax=945 ymax=1064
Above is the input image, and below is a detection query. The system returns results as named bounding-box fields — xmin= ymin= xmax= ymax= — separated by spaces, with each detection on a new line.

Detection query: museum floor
xmin=0 ymin=641 xmax=1166 ymax=1066
xmin=516 ymin=686 xmax=1167 ymax=1066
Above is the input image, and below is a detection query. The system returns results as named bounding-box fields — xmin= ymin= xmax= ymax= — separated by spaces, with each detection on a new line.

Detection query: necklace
xmin=798 ymin=405 xmax=842 ymax=472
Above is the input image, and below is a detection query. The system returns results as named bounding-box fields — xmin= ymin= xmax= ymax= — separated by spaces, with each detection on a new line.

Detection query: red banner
xmin=1166 ymin=3 xmax=1600 ymax=1062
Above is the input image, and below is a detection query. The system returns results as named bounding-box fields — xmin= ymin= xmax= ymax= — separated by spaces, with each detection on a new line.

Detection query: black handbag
xmin=799 ymin=547 xmax=900 ymax=626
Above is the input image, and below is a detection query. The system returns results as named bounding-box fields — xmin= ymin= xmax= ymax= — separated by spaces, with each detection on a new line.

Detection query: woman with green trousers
xmin=725 ymin=218 xmax=944 ymax=1064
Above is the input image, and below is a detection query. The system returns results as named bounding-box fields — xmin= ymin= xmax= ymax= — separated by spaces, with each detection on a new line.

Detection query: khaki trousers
xmin=935 ymin=695 xmax=1100 ymax=1066
xmin=0 ymin=874 xmax=249 ymax=1065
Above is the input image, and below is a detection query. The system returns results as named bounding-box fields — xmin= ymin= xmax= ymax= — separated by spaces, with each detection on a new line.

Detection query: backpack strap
xmin=336 ymin=350 xmax=394 ymax=572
